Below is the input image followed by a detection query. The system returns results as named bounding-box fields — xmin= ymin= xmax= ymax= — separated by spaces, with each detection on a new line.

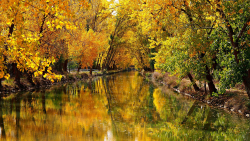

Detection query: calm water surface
xmin=0 ymin=71 xmax=250 ymax=140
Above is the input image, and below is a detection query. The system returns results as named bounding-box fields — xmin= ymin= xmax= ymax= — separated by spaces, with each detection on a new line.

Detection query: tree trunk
xmin=205 ymin=66 xmax=217 ymax=95
xmin=89 ymin=67 xmax=92 ymax=76
xmin=7 ymin=63 xmax=14 ymax=77
xmin=13 ymin=63 xmax=22 ymax=88
xmin=27 ymin=72 xmax=35 ymax=86
xmin=0 ymin=79 xmax=2 ymax=91
xmin=204 ymin=81 xmax=207 ymax=94
xmin=96 ymin=63 xmax=101 ymax=70
xmin=77 ymin=66 xmax=81 ymax=73
xmin=187 ymin=72 xmax=200 ymax=91
xmin=243 ymin=74 xmax=250 ymax=99
xmin=63 ymin=59 xmax=68 ymax=72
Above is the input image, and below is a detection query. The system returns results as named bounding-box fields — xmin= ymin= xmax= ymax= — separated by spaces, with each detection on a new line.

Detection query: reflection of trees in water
xmin=0 ymin=82 xmax=108 ymax=140
xmin=15 ymin=94 xmax=21 ymax=139
xmin=1 ymin=72 xmax=250 ymax=140
xmin=27 ymin=92 xmax=34 ymax=112
xmin=152 ymin=87 xmax=250 ymax=140
xmin=181 ymin=101 xmax=198 ymax=125
xmin=0 ymin=96 xmax=6 ymax=138
xmin=62 ymin=79 xmax=111 ymax=139
xmin=102 ymin=75 xmax=117 ymax=136
xmin=154 ymin=88 xmax=189 ymax=122
xmin=180 ymin=101 xmax=230 ymax=132
xmin=94 ymin=72 xmax=161 ymax=140
xmin=147 ymin=84 xmax=154 ymax=122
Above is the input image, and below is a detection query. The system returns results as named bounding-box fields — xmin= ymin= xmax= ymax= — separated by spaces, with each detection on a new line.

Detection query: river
xmin=0 ymin=71 xmax=249 ymax=140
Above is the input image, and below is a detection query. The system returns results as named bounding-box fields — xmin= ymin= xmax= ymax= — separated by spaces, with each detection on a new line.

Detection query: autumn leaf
xmin=239 ymin=9 xmax=243 ymax=14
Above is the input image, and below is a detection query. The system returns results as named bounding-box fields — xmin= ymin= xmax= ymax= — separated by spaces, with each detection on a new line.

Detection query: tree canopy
xmin=0 ymin=0 xmax=250 ymax=98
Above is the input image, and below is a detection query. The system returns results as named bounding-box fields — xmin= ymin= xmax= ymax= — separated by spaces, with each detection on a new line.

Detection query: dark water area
xmin=0 ymin=71 xmax=250 ymax=140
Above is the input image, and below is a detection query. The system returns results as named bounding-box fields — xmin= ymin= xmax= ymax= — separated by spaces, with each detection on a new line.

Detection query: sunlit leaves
xmin=69 ymin=29 xmax=108 ymax=69
xmin=0 ymin=0 xmax=91 ymax=82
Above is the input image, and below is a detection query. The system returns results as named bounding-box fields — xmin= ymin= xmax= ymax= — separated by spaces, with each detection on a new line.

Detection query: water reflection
xmin=0 ymin=71 xmax=249 ymax=140
xmin=0 ymin=96 xmax=6 ymax=138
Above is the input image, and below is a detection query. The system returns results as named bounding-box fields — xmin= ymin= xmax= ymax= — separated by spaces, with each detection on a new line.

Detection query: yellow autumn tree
xmin=0 ymin=0 xmax=88 ymax=88
xmin=69 ymin=29 xmax=108 ymax=73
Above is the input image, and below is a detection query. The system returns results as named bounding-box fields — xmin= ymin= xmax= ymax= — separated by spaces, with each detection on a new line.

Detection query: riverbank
xmin=145 ymin=71 xmax=250 ymax=118
xmin=0 ymin=70 xmax=124 ymax=96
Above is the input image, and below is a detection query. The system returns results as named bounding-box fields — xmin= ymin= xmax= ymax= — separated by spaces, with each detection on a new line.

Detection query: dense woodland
xmin=0 ymin=0 xmax=250 ymax=98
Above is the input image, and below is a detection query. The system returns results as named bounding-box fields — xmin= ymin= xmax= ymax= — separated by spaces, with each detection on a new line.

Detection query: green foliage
xmin=210 ymin=0 xmax=250 ymax=94
xmin=245 ymin=101 xmax=250 ymax=110
xmin=152 ymin=0 xmax=250 ymax=96
xmin=68 ymin=61 xmax=78 ymax=71
xmin=145 ymin=72 xmax=151 ymax=77
xmin=53 ymin=55 xmax=65 ymax=72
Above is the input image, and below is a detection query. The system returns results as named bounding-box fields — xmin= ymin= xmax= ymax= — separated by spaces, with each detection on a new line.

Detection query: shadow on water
xmin=0 ymin=71 xmax=250 ymax=140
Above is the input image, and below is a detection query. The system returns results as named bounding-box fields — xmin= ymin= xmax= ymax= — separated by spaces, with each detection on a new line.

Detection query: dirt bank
xmin=145 ymin=71 xmax=250 ymax=118
xmin=0 ymin=70 xmax=124 ymax=96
